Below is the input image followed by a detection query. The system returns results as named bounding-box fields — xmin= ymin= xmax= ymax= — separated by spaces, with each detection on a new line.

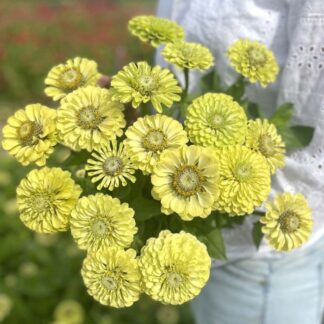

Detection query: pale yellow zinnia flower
xmin=128 ymin=15 xmax=184 ymax=47
xmin=85 ymin=140 xmax=136 ymax=191
xmin=70 ymin=193 xmax=137 ymax=253
xmin=125 ymin=114 xmax=188 ymax=174
xmin=16 ymin=167 xmax=82 ymax=233
xmin=151 ymin=145 xmax=219 ymax=221
xmin=214 ymin=146 xmax=271 ymax=216
xmin=245 ymin=118 xmax=285 ymax=174
xmin=261 ymin=193 xmax=312 ymax=251
xmin=139 ymin=230 xmax=211 ymax=305
xmin=162 ymin=41 xmax=214 ymax=70
xmin=81 ymin=247 xmax=141 ymax=308
xmin=227 ymin=39 xmax=279 ymax=87
xmin=111 ymin=61 xmax=182 ymax=113
xmin=185 ymin=93 xmax=247 ymax=147
xmin=45 ymin=57 xmax=101 ymax=101
xmin=57 ymin=86 xmax=126 ymax=152
xmin=2 ymin=104 xmax=57 ymax=166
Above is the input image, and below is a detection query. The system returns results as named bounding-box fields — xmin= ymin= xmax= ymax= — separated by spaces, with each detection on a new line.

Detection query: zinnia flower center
xmin=258 ymin=134 xmax=275 ymax=157
xmin=18 ymin=121 xmax=42 ymax=146
xmin=248 ymin=47 xmax=267 ymax=66
xmin=143 ymin=129 xmax=167 ymax=152
xmin=138 ymin=75 xmax=157 ymax=93
xmin=91 ymin=220 xmax=108 ymax=237
xmin=167 ymin=272 xmax=183 ymax=288
xmin=210 ymin=113 xmax=224 ymax=128
xmin=173 ymin=165 xmax=203 ymax=197
xmin=103 ymin=157 xmax=123 ymax=176
xmin=279 ymin=210 xmax=300 ymax=233
xmin=234 ymin=163 xmax=252 ymax=181
xmin=77 ymin=106 xmax=103 ymax=130
xmin=60 ymin=67 xmax=83 ymax=90
xmin=32 ymin=193 xmax=53 ymax=211
xmin=101 ymin=276 xmax=117 ymax=290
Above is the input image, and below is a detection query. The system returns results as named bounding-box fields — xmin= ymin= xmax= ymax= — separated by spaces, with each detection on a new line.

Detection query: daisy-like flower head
xmin=128 ymin=15 xmax=184 ymax=47
xmin=125 ymin=114 xmax=188 ymax=174
xmin=44 ymin=57 xmax=101 ymax=101
xmin=162 ymin=41 xmax=214 ymax=70
xmin=2 ymin=104 xmax=57 ymax=166
xmin=70 ymin=193 xmax=137 ymax=253
xmin=16 ymin=167 xmax=82 ymax=233
xmin=261 ymin=193 xmax=312 ymax=251
xmin=139 ymin=230 xmax=211 ymax=305
xmin=151 ymin=145 xmax=219 ymax=221
xmin=57 ymin=86 xmax=126 ymax=152
xmin=85 ymin=140 xmax=136 ymax=191
xmin=245 ymin=119 xmax=285 ymax=174
xmin=111 ymin=61 xmax=182 ymax=113
xmin=214 ymin=146 xmax=271 ymax=216
xmin=81 ymin=246 xmax=141 ymax=308
xmin=227 ymin=39 xmax=279 ymax=87
xmin=185 ymin=93 xmax=247 ymax=147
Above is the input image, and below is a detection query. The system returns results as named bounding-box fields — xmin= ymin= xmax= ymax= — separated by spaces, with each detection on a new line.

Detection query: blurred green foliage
xmin=0 ymin=0 xmax=196 ymax=323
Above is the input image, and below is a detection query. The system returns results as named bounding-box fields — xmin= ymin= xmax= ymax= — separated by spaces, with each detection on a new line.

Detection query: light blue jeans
xmin=192 ymin=240 xmax=324 ymax=324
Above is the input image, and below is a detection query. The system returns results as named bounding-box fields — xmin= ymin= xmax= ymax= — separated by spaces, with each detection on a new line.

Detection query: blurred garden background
xmin=0 ymin=0 xmax=194 ymax=323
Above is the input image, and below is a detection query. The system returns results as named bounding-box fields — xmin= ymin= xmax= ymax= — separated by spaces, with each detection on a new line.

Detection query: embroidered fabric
xmin=156 ymin=0 xmax=324 ymax=263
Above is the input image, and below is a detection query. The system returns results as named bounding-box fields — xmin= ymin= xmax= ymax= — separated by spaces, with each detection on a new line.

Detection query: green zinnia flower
xmin=128 ymin=15 xmax=184 ymax=47
xmin=111 ymin=61 xmax=182 ymax=113
xmin=162 ymin=41 xmax=214 ymax=70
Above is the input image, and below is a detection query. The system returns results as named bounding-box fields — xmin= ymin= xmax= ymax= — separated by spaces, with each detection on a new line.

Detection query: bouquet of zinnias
xmin=2 ymin=15 xmax=314 ymax=308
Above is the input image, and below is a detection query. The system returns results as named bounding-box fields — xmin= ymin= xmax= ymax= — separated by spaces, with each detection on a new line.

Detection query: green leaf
xmin=130 ymin=197 xmax=162 ymax=222
xmin=279 ymin=125 xmax=315 ymax=149
xmin=252 ymin=221 xmax=264 ymax=249
xmin=198 ymin=228 xmax=226 ymax=260
xmin=61 ymin=150 xmax=89 ymax=167
xmin=225 ymin=75 xmax=246 ymax=103
xmin=200 ymin=69 xmax=223 ymax=93
xmin=246 ymin=102 xmax=263 ymax=119
xmin=182 ymin=214 xmax=216 ymax=235
xmin=269 ymin=102 xmax=294 ymax=128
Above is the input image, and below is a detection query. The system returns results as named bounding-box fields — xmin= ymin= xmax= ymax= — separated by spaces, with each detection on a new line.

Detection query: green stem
xmin=183 ymin=68 xmax=189 ymax=99
xmin=254 ymin=210 xmax=265 ymax=217
xmin=179 ymin=68 xmax=190 ymax=121
xmin=140 ymin=102 xmax=151 ymax=117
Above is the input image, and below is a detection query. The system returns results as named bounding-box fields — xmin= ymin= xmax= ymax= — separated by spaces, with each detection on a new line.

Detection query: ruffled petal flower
xmin=227 ymin=39 xmax=279 ymax=87
xmin=70 ymin=193 xmax=137 ymax=253
xmin=57 ymin=86 xmax=126 ymax=152
xmin=81 ymin=247 xmax=141 ymax=308
xmin=139 ymin=230 xmax=211 ymax=305
xmin=214 ymin=146 xmax=271 ymax=216
xmin=128 ymin=16 xmax=184 ymax=47
xmin=162 ymin=41 xmax=214 ymax=70
xmin=2 ymin=104 xmax=57 ymax=166
xmin=185 ymin=93 xmax=247 ymax=147
xmin=16 ymin=167 xmax=82 ymax=233
xmin=44 ymin=57 xmax=101 ymax=101
xmin=111 ymin=61 xmax=182 ymax=113
xmin=261 ymin=193 xmax=313 ymax=251
xmin=152 ymin=145 xmax=219 ymax=220
xmin=125 ymin=114 xmax=188 ymax=174
xmin=245 ymin=118 xmax=285 ymax=174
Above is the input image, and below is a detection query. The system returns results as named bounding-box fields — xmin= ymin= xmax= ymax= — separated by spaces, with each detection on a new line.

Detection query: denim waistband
xmin=224 ymin=235 xmax=324 ymax=274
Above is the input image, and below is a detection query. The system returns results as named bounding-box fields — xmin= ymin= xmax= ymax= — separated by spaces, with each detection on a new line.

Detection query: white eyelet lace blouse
xmin=156 ymin=0 xmax=324 ymax=264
